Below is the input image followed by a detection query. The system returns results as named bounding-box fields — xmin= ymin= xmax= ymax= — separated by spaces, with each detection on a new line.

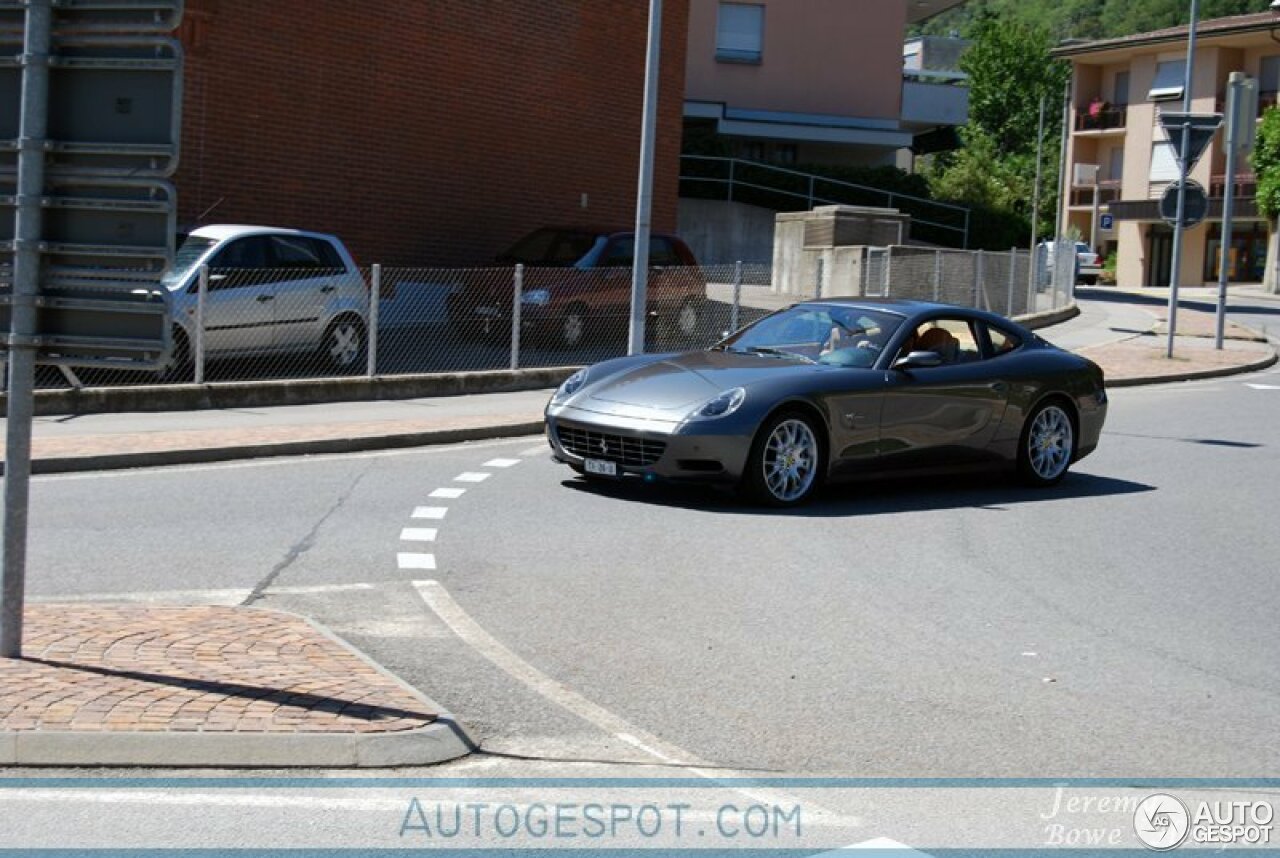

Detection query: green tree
xmin=961 ymin=13 xmax=1070 ymax=158
xmin=1250 ymin=106 xmax=1280 ymax=292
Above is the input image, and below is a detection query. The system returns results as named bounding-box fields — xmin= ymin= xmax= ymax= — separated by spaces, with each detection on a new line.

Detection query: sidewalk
xmin=0 ymin=288 xmax=1275 ymax=770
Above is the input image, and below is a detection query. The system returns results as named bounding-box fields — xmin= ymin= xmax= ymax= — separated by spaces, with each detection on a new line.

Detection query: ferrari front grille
xmin=555 ymin=422 xmax=666 ymax=467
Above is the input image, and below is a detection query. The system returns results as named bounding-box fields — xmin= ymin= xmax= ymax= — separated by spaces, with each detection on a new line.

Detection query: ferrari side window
xmin=985 ymin=324 xmax=1022 ymax=356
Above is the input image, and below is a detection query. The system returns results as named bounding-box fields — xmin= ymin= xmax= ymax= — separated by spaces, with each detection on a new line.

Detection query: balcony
xmin=901 ymin=72 xmax=969 ymax=129
xmin=1074 ymin=106 xmax=1127 ymax=133
xmin=1210 ymin=172 xmax=1257 ymax=198
xmin=1214 ymin=91 xmax=1278 ymax=118
xmin=1070 ymin=179 xmax=1122 ymax=207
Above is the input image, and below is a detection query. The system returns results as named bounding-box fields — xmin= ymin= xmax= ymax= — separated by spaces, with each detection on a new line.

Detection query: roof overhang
xmin=1053 ymin=12 xmax=1280 ymax=62
xmin=685 ymin=101 xmax=914 ymax=149
xmin=906 ymin=0 xmax=968 ymax=26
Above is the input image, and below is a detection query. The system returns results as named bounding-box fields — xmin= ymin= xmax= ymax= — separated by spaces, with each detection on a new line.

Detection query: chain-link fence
xmin=31 ymin=242 xmax=1076 ymax=389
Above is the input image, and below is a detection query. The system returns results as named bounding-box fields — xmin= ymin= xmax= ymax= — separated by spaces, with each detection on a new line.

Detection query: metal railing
xmin=33 ymin=247 xmax=1076 ymax=390
xmin=1075 ymin=106 xmax=1127 ymax=132
xmin=678 ymin=155 xmax=971 ymax=248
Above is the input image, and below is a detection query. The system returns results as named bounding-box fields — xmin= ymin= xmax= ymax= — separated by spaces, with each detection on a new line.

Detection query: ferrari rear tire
xmin=743 ymin=411 xmax=824 ymax=506
xmin=1017 ymin=399 xmax=1076 ymax=487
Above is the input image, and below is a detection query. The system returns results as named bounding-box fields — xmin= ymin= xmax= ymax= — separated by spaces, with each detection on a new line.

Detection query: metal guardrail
xmin=27 ymin=247 xmax=1077 ymax=390
xmin=678 ymin=155 xmax=971 ymax=249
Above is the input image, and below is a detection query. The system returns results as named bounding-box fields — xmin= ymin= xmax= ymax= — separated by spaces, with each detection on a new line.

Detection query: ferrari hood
xmin=585 ymin=350 xmax=813 ymax=411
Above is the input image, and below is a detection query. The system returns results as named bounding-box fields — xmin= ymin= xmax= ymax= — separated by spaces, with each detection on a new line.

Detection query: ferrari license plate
xmin=584 ymin=458 xmax=618 ymax=477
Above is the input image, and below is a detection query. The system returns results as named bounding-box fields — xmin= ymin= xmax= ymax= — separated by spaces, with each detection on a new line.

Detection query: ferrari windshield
xmin=719 ymin=305 xmax=905 ymax=362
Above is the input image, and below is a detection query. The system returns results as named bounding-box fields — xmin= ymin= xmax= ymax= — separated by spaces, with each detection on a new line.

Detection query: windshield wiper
xmin=743 ymin=346 xmax=814 ymax=363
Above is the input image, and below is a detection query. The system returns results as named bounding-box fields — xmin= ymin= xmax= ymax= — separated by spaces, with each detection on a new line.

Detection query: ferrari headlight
xmin=521 ymin=288 xmax=551 ymax=306
xmin=552 ymin=369 xmax=588 ymax=404
xmin=690 ymin=387 xmax=745 ymax=420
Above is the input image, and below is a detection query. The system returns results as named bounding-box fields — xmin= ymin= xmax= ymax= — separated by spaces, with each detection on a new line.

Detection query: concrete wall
xmin=677 ymin=199 xmax=777 ymax=264
xmin=684 ymin=0 xmax=905 ymax=120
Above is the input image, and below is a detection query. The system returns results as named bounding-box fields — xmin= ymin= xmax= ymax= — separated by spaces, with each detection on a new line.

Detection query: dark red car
xmin=447 ymin=227 xmax=707 ymax=348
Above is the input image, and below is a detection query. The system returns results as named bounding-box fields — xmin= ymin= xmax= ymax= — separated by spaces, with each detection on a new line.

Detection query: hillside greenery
xmin=915 ymin=0 xmax=1262 ymax=42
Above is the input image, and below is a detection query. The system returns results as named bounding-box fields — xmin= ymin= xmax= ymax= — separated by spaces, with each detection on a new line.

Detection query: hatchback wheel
xmin=560 ymin=306 xmax=587 ymax=349
xmin=155 ymin=327 xmax=192 ymax=383
xmin=324 ymin=316 xmax=366 ymax=371
xmin=676 ymin=299 xmax=701 ymax=338
xmin=743 ymin=411 xmax=824 ymax=506
xmin=1017 ymin=400 xmax=1076 ymax=486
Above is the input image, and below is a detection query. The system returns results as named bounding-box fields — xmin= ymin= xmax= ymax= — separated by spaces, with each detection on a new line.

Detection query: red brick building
xmin=175 ymin=1 xmax=689 ymax=266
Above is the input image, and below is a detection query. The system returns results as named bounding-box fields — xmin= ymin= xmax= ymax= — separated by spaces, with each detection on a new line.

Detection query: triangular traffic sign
xmin=1158 ymin=111 xmax=1223 ymax=172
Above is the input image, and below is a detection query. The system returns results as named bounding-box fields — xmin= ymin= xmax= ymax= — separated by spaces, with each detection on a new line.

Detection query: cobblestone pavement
xmin=0 ymin=604 xmax=436 ymax=735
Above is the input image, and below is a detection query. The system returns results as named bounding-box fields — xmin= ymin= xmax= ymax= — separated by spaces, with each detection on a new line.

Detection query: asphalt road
xmin=19 ymin=361 xmax=1280 ymax=778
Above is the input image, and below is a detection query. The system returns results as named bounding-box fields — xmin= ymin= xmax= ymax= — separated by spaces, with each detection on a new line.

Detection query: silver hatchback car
xmin=159 ymin=225 xmax=368 ymax=379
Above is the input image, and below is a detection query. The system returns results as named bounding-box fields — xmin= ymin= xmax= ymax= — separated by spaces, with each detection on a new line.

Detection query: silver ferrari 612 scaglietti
xmin=544 ymin=299 xmax=1108 ymax=506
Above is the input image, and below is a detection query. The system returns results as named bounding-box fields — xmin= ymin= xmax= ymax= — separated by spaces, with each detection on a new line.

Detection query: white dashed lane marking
xmin=397 ymin=553 xmax=436 ymax=570
xmin=430 ymin=487 xmax=467 ymax=499
xmin=401 ymin=455 xmax=523 ymax=575
xmin=483 ymin=458 xmax=522 ymax=468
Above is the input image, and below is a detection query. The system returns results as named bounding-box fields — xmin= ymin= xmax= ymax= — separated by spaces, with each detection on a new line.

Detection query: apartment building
xmin=1054 ymin=9 xmax=1280 ymax=288
xmin=683 ymin=0 xmax=968 ymax=167
xmin=175 ymin=1 xmax=690 ymax=266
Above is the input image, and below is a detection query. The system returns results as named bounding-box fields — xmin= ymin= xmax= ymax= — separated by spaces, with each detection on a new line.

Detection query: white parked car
xmin=159 ymin=225 xmax=368 ymax=379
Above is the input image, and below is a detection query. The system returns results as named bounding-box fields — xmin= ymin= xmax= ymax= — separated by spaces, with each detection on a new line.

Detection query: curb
xmin=18 ymin=420 xmax=547 ymax=475
xmin=2 ymin=367 xmax=578 ymax=418
xmin=1106 ymin=347 xmax=1278 ymax=388
xmin=0 ymin=606 xmax=478 ymax=768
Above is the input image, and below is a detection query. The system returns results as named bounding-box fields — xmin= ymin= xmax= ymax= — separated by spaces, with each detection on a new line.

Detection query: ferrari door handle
xmin=320 ymin=284 xmax=336 ymax=293
xmin=256 ymin=294 xmax=275 ymax=303
xmin=989 ymin=381 xmax=1008 ymax=394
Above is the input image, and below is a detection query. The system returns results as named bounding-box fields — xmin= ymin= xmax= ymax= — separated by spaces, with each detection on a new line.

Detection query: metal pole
xmin=510 ymin=264 xmax=523 ymax=370
xmin=1054 ymin=78 xmax=1071 ymax=244
xmin=974 ymin=250 xmax=984 ymax=308
xmin=368 ymin=264 xmax=381 ymax=376
xmin=194 ymin=264 xmax=208 ymax=384
xmin=1167 ymin=0 xmax=1199 ymax=359
xmin=815 ymin=256 xmax=825 ymax=299
xmin=1216 ymin=73 xmax=1244 ymax=350
xmin=1090 ymin=182 xmax=1100 ymax=252
xmin=2 ymin=0 xmax=52 ymax=658
xmin=883 ymin=246 xmax=892 ymax=297
xmin=628 ymin=0 xmax=662 ymax=356
xmin=1029 ymin=95 xmax=1047 ymax=296
xmin=730 ymin=261 xmax=742 ymax=333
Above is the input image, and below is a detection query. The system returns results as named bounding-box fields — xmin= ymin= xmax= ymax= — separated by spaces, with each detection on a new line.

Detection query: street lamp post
xmin=628 ymin=0 xmax=663 ymax=356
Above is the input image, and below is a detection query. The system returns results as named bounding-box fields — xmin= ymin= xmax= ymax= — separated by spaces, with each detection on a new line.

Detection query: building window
xmin=1148 ymin=60 xmax=1186 ymax=101
xmin=1108 ymin=146 xmax=1124 ymax=182
xmin=1261 ymin=56 xmax=1280 ymax=94
xmin=774 ymin=143 xmax=797 ymax=165
xmin=1114 ymin=71 xmax=1130 ymax=106
xmin=716 ymin=3 xmax=764 ymax=64
xmin=1150 ymin=139 xmax=1179 ymax=182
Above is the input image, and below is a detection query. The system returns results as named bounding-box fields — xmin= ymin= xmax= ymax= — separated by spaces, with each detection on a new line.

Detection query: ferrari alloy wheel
xmin=1018 ymin=400 xmax=1075 ymax=486
xmin=746 ymin=412 xmax=823 ymax=506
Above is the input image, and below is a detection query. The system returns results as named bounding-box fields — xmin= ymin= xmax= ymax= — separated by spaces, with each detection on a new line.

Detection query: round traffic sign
xmin=1159 ymin=180 xmax=1209 ymax=228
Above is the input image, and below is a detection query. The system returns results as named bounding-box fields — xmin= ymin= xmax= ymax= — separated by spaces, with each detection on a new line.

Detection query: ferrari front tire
xmin=743 ymin=411 xmax=824 ymax=506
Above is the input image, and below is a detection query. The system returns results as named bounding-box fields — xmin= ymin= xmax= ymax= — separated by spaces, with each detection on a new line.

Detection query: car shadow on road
xmin=560 ymin=470 xmax=1155 ymax=518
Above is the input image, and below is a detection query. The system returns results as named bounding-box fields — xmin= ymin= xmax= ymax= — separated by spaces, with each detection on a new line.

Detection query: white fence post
xmin=367 ymin=264 xmax=381 ymax=378
xmin=1007 ymin=248 xmax=1016 ymax=316
xmin=933 ymin=250 xmax=942 ymax=302
xmin=195 ymin=263 xmax=208 ymax=384
xmin=510 ymin=263 xmax=523 ymax=370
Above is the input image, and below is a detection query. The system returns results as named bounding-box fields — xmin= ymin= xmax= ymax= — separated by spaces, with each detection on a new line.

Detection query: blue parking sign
xmin=1100 ymin=213 xmax=1114 ymax=231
